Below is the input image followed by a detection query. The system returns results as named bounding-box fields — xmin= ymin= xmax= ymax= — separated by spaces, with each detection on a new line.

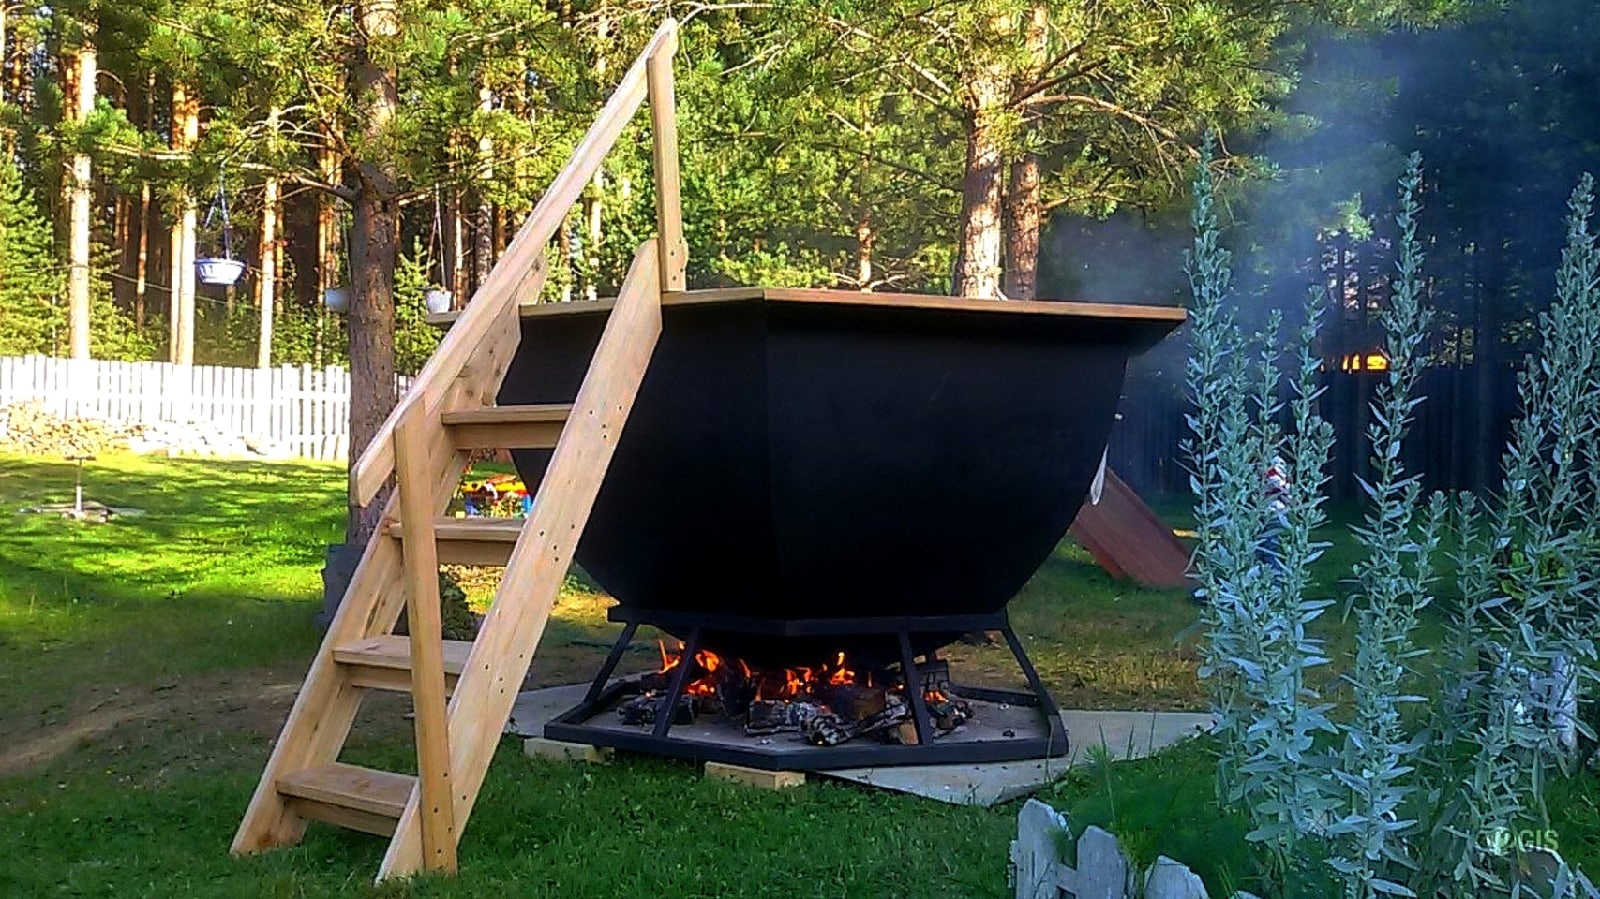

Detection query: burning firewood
xmin=928 ymin=696 xmax=973 ymax=733
xmin=813 ymin=682 xmax=888 ymax=720
xmin=801 ymin=699 xmax=909 ymax=746
xmin=743 ymin=700 xmax=822 ymax=736
xmin=617 ymin=692 xmax=697 ymax=726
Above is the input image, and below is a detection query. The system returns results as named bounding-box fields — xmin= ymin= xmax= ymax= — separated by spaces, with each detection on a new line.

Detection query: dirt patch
xmin=0 ymin=671 xmax=300 ymax=779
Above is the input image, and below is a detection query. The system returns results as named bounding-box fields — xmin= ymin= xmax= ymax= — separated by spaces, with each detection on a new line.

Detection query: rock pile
xmin=123 ymin=421 xmax=291 ymax=459
xmin=0 ymin=401 xmax=121 ymax=456
xmin=0 ymin=401 xmax=291 ymax=459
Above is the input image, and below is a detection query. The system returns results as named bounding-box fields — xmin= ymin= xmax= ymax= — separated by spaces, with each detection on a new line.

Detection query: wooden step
xmin=277 ymin=763 xmax=415 ymax=837
xmin=388 ymin=517 xmax=523 ymax=566
xmin=333 ymin=635 xmax=474 ymax=693
xmin=441 ymin=404 xmax=571 ymax=450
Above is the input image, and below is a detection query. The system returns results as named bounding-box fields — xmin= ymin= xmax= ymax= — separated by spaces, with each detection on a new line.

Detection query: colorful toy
xmin=458 ymin=473 xmax=532 ymax=518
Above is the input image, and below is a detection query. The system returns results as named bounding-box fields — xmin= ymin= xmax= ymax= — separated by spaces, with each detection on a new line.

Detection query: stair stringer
xmin=378 ymin=240 xmax=662 ymax=881
xmin=231 ymin=300 xmax=526 ymax=857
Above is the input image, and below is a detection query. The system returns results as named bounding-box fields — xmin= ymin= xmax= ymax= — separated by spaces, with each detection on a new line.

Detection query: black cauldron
xmin=500 ymin=289 xmax=1183 ymax=668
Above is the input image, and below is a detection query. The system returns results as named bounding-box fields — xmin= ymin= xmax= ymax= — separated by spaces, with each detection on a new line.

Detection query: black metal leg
xmin=583 ymin=620 xmax=640 ymax=706
xmin=999 ymin=622 xmax=1068 ymax=754
xmin=652 ymin=626 xmax=701 ymax=739
xmin=898 ymin=631 xmax=936 ymax=746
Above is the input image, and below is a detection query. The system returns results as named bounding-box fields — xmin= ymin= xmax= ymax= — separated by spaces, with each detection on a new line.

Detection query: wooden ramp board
xmin=1068 ymin=468 xmax=1191 ymax=589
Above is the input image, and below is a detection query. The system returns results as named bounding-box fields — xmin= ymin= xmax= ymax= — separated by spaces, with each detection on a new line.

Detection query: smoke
xmin=1038 ymin=0 xmax=1600 ymax=492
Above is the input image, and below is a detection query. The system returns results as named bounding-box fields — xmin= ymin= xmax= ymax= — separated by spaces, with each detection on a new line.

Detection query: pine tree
xmin=0 ymin=155 xmax=65 ymax=354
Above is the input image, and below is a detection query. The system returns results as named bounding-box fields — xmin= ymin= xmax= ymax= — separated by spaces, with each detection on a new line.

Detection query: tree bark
xmin=67 ymin=29 xmax=96 ymax=359
xmin=1002 ymin=152 xmax=1041 ymax=299
xmin=169 ymin=82 xmax=199 ymax=364
xmin=473 ymin=80 xmax=494 ymax=293
xmin=346 ymin=0 xmax=402 ymax=548
xmin=1001 ymin=2 xmax=1048 ymax=301
xmin=135 ymin=182 xmax=151 ymax=328
xmin=256 ymin=106 xmax=282 ymax=368
xmin=258 ymin=175 xmax=279 ymax=367
xmin=954 ymin=101 xmax=1005 ymax=299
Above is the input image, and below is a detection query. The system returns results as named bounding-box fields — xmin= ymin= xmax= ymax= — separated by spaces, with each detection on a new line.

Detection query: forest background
xmin=0 ymin=0 xmax=1593 ymax=519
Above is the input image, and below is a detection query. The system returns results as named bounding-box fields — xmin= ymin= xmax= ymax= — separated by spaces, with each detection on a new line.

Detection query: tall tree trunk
xmin=1001 ymin=2 xmax=1048 ymax=301
xmin=0 ymin=5 xmax=9 ymax=157
xmin=448 ymin=187 xmax=466 ymax=303
xmin=318 ymin=142 xmax=342 ymax=296
xmin=256 ymin=106 xmax=281 ymax=368
xmin=954 ymin=97 xmax=1006 ymax=299
xmin=856 ymin=209 xmax=874 ymax=291
xmin=169 ymin=82 xmax=199 ymax=364
xmin=346 ymin=0 xmax=402 ymax=548
xmin=258 ymin=153 xmax=280 ymax=367
xmin=135 ymin=182 xmax=151 ymax=328
xmin=66 ymin=29 xmax=96 ymax=359
xmin=472 ymin=81 xmax=493 ymax=293
xmin=1002 ymin=152 xmax=1041 ymax=299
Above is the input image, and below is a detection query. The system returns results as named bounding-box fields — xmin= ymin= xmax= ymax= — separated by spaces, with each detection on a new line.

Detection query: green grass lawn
xmin=2 ymin=451 xmax=1594 ymax=896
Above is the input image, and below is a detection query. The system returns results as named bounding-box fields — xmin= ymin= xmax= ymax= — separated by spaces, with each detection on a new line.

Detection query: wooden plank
xmin=333 ymin=635 xmax=474 ymax=675
xmin=277 ymin=763 xmax=414 ymax=820
xmin=345 ymin=666 xmax=460 ymax=695
xmin=350 ymin=17 xmax=680 ymax=506
xmin=427 ymin=288 xmax=1188 ymax=326
xmin=704 ymin=761 xmax=805 ymax=790
xmin=1068 ymin=468 xmax=1192 ymax=589
xmin=388 ymin=518 xmax=523 ymax=567
xmin=283 ymin=797 xmax=401 ymax=838
xmin=394 ymin=407 xmax=458 ymax=873
xmin=647 ymin=31 xmax=686 ymax=292
xmin=379 ymin=239 xmax=663 ymax=881
xmin=441 ymin=404 xmax=571 ymax=450
xmin=523 ymin=738 xmax=614 ymax=764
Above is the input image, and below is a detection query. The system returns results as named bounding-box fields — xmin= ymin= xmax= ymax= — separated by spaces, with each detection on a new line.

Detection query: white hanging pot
xmin=196 ymin=257 xmax=246 ymax=287
xmin=424 ymin=288 xmax=454 ymax=315
xmin=323 ymin=286 xmax=350 ymax=313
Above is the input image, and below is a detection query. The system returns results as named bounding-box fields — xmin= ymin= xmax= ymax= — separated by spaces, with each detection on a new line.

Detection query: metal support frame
xmin=544 ymin=609 xmax=1069 ymax=771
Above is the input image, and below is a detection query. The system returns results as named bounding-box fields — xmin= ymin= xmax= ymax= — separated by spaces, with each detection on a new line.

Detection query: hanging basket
xmin=424 ymin=288 xmax=454 ymax=315
xmin=196 ymin=257 xmax=246 ymax=287
xmin=323 ymin=286 xmax=350 ymax=313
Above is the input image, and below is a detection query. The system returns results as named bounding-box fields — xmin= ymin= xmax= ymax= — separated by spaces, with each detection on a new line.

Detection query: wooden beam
xmin=394 ymin=406 xmax=458 ymax=873
xmin=704 ymin=761 xmax=805 ymax=790
xmin=425 ymin=288 xmax=1190 ymax=326
xmin=442 ymin=404 xmax=571 ymax=451
xmin=647 ymin=29 xmax=686 ymax=292
xmin=378 ymin=239 xmax=663 ymax=881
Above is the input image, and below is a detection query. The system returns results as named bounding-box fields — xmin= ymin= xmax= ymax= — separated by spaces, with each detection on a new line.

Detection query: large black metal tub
xmin=500 ymin=289 xmax=1183 ymax=668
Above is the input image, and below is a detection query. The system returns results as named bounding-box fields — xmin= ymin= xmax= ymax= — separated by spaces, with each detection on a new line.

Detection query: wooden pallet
xmin=230 ymin=21 xmax=685 ymax=882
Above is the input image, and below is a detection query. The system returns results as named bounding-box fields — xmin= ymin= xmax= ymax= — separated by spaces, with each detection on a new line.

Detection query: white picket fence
xmin=0 ymin=355 xmax=362 ymax=461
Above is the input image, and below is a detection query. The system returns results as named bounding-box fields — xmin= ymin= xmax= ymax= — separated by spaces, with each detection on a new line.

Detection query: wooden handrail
xmin=351 ymin=19 xmax=681 ymax=505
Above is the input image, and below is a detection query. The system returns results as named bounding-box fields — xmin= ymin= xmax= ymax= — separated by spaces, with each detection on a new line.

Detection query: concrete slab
xmin=504 ymin=685 xmax=1212 ymax=808
xmin=818 ymin=710 xmax=1214 ymax=807
xmin=506 ymin=683 xmax=589 ymax=738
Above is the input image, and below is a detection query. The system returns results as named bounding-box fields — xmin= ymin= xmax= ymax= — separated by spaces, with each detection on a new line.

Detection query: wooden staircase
xmin=231 ymin=21 xmax=686 ymax=882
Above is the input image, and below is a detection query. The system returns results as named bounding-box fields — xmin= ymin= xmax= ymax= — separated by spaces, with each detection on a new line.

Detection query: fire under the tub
xmin=616 ymin=642 xmax=974 ymax=747
xmin=544 ymin=609 xmax=1070 ymax=770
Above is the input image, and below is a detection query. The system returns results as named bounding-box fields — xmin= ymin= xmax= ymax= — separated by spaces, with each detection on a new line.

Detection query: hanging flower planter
xmin=196 ymin=257 xmax=246 ymax=287
xmin=197 ymin=172 xmax=246 ymax=288
xmin=425 ymin=288 xmax=454 ymax=315
xmin=324 ymin=286 xmax=350 ymax=313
